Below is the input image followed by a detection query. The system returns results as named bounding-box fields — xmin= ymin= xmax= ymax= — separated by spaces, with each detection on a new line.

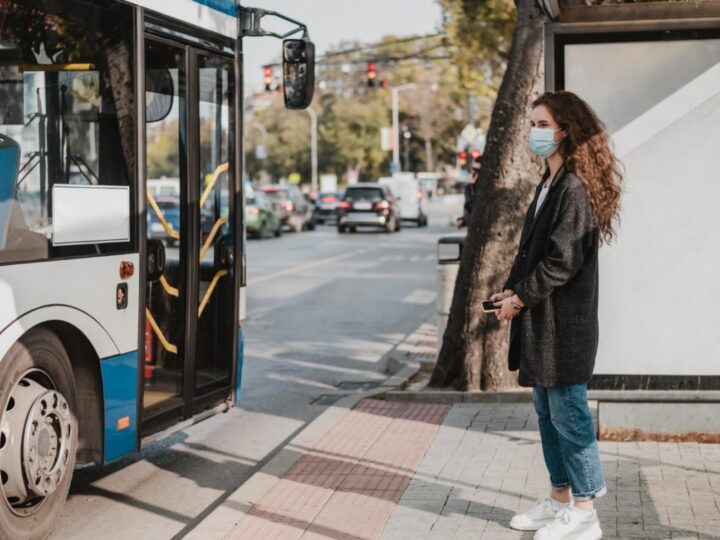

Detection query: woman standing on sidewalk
xmin=492 ymin=91 xmax=623 ymax=540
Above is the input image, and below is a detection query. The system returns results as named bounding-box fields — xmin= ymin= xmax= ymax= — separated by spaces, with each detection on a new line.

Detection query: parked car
xmin=313 ymin=191 xmax=342 ymax=224
xmin=262 ymin=184 xmax=315 ymax=232
xmin=337 ymin=183 xmax=401 ymax=233
xmin=378 ymin=175 xmax=428 ymax=227
xmin=245 ymin=185 xmax=283 ymax=238
xmin=147 ymin=196 xmax=181 ymax=247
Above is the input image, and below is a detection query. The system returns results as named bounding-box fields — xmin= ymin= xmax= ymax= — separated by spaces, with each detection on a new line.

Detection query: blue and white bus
xmin=0 ymin=1 xmax=313 ymax=537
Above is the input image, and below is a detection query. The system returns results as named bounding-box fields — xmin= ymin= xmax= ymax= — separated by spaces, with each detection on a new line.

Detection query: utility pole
xmin=306 ymin=105 xmax=318 ymax=193
xmin=392 ymin=83 xmax=416 ymax=173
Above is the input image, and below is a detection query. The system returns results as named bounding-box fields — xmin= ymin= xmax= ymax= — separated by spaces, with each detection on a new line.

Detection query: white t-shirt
xmin=534 ymin=186 xmax=549 ymax=218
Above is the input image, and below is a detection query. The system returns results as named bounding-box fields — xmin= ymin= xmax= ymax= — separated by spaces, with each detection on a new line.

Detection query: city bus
xmin=0 ymin=0 xmax=313 ymax=537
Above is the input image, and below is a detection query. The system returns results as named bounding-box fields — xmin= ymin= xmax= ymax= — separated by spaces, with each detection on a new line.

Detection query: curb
xmin=184 ymin=325 xmax=428 ymax=540
xmin=382 ymin=387 xmax=720 ymax=404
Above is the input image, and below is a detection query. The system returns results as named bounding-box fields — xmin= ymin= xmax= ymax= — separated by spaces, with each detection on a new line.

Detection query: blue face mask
xmin=529 ymin=127 xmax=561 ymax=158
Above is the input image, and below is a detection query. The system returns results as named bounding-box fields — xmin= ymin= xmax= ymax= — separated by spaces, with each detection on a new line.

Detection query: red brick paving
xmin=225 ymin=400 xmax=449 ymax=540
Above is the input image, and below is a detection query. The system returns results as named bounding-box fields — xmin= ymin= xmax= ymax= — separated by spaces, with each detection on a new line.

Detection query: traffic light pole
xmin=391 ymin=83 xmax=416 ymax=173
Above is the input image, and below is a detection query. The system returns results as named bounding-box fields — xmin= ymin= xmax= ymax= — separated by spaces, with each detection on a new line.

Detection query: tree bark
xmin=429 ymin=0 xmax=545 ymax=391
xmin=425 ymin=139 xmax=433 ymax=171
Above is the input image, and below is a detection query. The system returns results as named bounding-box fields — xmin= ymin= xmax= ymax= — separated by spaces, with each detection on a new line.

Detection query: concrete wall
xmin=564 ymin=39 xmax=720 ymax=377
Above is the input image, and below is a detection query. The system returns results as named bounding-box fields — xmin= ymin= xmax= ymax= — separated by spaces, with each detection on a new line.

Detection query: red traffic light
xmin=263 ymin=66 xmax=272 ymax=91
xmin=471 ymin=149 xmax=481 ymax=159
xmin=458 ymin=150 xmax=468 ymax=167
xmin=367 ymin=62 xmax=377 ymax=87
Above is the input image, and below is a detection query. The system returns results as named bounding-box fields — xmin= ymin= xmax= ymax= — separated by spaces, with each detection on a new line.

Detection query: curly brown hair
xmin=532 ymin=91 xmax=623 ymax=244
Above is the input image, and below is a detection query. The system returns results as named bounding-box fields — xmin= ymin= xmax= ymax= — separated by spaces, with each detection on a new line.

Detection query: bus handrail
xmin=147 ymin=190 xmax=180 ymax=240
xmin=198 ymin=269 xmax=229 ymax=317
xmin=199 ymin=216 xmax=228 ymax=260
xmin=200 ymin=162 xmax=229 ymax=208
xmin=145 ymin=307 xmax=178 ymax=354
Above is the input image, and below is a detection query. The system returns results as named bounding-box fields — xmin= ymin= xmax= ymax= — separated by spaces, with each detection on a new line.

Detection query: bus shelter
xmin=540 ymin=0 xmax=720 ymax=435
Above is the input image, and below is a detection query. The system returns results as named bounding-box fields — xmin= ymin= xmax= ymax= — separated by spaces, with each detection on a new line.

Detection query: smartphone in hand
xmin=482 ymin=300 xmax=499 ymax=313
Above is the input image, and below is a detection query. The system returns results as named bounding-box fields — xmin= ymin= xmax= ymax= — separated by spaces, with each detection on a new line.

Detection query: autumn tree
xmin=429 ymin=0 xmax=546 ymax=390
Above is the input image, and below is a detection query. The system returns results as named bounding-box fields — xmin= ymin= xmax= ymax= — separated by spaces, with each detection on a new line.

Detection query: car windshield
xmin=345 ymin=188 xmax=383 ymax=201
xmin=158 ymin=201 xmax=179 ymax=211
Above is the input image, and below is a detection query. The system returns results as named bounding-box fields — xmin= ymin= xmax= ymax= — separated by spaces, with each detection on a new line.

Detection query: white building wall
xmin=564 ymin=39 xmax=720 ymax=376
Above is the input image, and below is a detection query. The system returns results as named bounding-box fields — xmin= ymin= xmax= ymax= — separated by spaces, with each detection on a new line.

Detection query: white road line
xmin=249 ymin=247 xmax=370 ymax=285
xmin=401 ymin=289 xmax=437 ymax=305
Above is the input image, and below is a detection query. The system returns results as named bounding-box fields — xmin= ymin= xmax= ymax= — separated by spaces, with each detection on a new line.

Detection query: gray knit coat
xmin=503 ymin=167 xmax=600 ymax=388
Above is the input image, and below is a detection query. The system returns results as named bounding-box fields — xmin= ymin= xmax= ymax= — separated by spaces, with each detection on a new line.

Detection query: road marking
xmin=401 ymin=289 xmax=437 ymax=305
xmin=249 ymin=247 xmax=370 ymax=285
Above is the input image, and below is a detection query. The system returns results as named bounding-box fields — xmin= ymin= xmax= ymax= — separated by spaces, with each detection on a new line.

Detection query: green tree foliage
xmin=439 ymin=0 xmax=516 ymax=96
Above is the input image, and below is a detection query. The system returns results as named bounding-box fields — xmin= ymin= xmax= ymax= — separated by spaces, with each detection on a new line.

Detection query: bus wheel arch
xmin=45 ymin=321 xmax=104 ymax=465
xmin=0 ymin=326 xmax=79 ymax=539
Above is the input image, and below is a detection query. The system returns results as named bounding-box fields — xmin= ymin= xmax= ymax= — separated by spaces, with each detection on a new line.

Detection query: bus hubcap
xmin=0 ymin=373 xmax=72 ymax=514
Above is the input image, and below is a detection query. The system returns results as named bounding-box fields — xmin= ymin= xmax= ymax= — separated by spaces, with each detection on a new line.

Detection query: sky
xmin=243 ymin=0 xmax=443 ymax=91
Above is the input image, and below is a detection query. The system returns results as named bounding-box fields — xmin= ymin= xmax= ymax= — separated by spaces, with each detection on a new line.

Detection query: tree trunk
xmin=429 ymin=0 xmax=545 ymax=391
xmin=425 ymin=139 xmax=433 ymax=171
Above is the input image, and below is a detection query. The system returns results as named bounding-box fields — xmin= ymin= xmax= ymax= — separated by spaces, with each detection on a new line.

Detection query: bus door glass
xmin=194 ymin=52 xmax=235 ymax=406
xmin=143 ymin=38 xmax=187 ymax=422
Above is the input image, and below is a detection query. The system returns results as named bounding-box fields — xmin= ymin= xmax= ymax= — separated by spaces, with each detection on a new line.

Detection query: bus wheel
xmin=0 ymin=328 xmax=78 ymax=540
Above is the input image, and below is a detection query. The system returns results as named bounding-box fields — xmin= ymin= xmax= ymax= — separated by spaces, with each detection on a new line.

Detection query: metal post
xmin=391 ymin=83 xmax=416 ymax=173
xmin=307 ymin=106 xmax=318 ymax=193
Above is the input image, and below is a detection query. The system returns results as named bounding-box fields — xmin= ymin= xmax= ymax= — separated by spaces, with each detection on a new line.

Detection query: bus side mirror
xmin=146 ymin=239 xmax=165 ymax=282
xmin=282 ymin=38 xmax=315 ymax=110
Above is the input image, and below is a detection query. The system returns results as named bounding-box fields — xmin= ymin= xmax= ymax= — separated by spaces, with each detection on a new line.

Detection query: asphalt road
xmin=51 ymin=197 xmax=462 ymax=540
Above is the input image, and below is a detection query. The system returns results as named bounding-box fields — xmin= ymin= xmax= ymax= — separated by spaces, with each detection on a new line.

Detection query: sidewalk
xmin=190 ymin=324 xmax=720 ymax=540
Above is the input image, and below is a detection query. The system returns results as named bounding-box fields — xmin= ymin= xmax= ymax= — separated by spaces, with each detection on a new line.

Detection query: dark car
xmin=337 ymin=183 xmax=401 ymax=233
xmin=262 ymin=184 xmax=314 ymax=233
xmin=313 ymin=191 xmax=342 ymax=225
xmin=147 ymin=196 xmax=181 ymax=246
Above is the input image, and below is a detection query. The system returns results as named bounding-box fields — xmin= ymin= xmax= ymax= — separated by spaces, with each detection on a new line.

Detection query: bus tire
xmin=0 ymin=327 xmax=78 ymax=540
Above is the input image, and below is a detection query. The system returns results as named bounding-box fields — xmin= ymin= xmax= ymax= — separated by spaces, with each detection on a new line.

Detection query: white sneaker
xmin=510 ymin=497 xmax=570 ymax=531
xmin=534 ymin=506 xmax=603 ymax=540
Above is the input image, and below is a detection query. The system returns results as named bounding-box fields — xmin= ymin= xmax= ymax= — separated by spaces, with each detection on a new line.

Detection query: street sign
xmin=320 ymin=174 xmax=337 ymax=192
xmin=460 ymin=123 xmax=477 ymax=145
xmin=255 ymin=144 xmax=267 ymax=160
xmin=288 ymin=172 xmax=301 ymax=184
xmin=380 ymin=127 xmax=393 ymax=151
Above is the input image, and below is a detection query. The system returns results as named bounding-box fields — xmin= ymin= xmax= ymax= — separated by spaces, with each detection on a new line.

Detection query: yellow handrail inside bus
xmin=200 ymin=162 xmax=229 ymax=208
xmin=198 ymin=269 xmax=229 ymax=317
xmin=18 ymin=63 xmax=94 ymax=72
xmin=147 ymin=190 xmax=180 ymax=240
xmin=159 ymin=275 xmax=179 ymax=298
xmin=199 ymin=216 xmax=228 ymax=260
xmin=145 ymin=308 xmax=178 ymax=354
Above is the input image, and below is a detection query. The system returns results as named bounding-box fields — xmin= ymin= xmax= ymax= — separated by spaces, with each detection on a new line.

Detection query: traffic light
xmin=264 ymin=66 xmax=272 ymax=92
xmin=366 ymin=62 xmax=377 ymax=87
xmin=458 ymin=150 xmax=468 ymax=168
xmin=470 ymin=149 xmax=481 ymax=160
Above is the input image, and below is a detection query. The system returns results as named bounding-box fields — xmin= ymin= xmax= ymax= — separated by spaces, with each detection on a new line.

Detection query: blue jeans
xmin=533 ymin=384 xmax=606 ymax=501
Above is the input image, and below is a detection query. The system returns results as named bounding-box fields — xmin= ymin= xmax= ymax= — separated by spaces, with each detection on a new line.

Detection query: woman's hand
xmin=495 ymin=294 xmax=524 ymax=321
xmin=490 ymin=289 xmax=514 ymax=303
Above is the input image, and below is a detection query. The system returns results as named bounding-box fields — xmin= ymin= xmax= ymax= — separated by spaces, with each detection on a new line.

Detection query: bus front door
xmin=143 ymin=36 xmax=236 ymax=434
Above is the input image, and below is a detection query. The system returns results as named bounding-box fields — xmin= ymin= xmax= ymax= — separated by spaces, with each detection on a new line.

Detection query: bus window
xmin=0 ymin=0 xmax=135 ymax=264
